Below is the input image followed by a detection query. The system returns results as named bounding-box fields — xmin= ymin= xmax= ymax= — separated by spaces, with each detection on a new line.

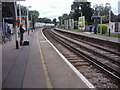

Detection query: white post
xmin=108 ymin=9 xmax=111 ymax=36
xmin=14 ymin=2 xmax=19 ymax=49
xmin=31 ymin=13 xmax=36 ymax=31
xmin=31 ymin=14 xmax=32 ymax=29
xmin=3 ymin=18 xmax=4 ymax=32
xmin=19 ymin=1 xmax=21 ymax=25
xmin=27 ymin=7 xmax=29 ymax=35
xmin=27 ymin=6 xmax=31 ymax=35
xmin=31 ymin=14 xmax=34 ymax=30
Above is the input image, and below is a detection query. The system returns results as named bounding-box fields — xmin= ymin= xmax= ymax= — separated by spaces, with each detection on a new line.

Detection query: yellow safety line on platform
xmin=37 ymin=31 xmax=53 ymax=88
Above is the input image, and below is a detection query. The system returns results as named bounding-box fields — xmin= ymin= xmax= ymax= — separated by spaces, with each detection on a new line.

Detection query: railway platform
xmin=55 ymin=28 xmax=120 ymax=53
xmin=56 ymin=28 xmax=119 ymax=43
xmin=2 ymin=28 xmax=92 ymax=88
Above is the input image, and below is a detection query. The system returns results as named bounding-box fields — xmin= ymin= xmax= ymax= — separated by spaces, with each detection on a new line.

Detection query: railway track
xmin=54 ymin=29 xmax=120 ymax=55
xmin=43 ymin=28 xmax=120 ymax=88
xmin=54 ymin=29 xmax=120 ymax=57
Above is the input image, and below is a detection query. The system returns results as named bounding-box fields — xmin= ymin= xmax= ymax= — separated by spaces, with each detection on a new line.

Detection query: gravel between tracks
xmin=43 ymin=28 xmax=120 ymax=88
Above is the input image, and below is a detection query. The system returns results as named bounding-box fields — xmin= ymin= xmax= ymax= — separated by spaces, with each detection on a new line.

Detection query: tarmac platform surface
xmin=2 ymin=28 xmax=91 ymax=88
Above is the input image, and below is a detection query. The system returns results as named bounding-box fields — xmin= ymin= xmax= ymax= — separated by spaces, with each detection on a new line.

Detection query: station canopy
xmin=2 ymin=2 xmax=16 ymax=18
xmin=2 ymin=0 xmax=25 ymax=18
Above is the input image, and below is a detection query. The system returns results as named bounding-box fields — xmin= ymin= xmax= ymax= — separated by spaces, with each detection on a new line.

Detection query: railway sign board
xmin=64 ymin=20 xmax=69 ymax=29
xmin=68 ymin=19 xmax=74 ymax=29
xmin=78 ymin=16 xmax=85 ymax=30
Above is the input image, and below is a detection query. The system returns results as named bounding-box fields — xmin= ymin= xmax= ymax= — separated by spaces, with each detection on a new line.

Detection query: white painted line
xmin=41 ymin=29 xmax=95 ymax=88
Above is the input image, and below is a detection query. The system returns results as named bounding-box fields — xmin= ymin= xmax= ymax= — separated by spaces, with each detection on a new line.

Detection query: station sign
xmin=17 ymin=17 xmax=26 ymax=20
xmin=64 ymin=20 xmax=69 ymax=29
xmin=78 ymin=16 xmax=85 ymax=30
xmin=69 ymin=19 xmax=74 ymax=29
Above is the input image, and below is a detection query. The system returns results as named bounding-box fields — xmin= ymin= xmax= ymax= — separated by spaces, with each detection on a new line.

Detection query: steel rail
xmin=49 ymin=29 xmax=120 ymax=81
xmin=54 ymin=29 xmax=120 ymax=56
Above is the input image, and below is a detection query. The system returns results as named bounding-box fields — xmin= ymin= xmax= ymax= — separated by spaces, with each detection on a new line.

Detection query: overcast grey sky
xmin=20 ymin=0 xmax=119 ymax=20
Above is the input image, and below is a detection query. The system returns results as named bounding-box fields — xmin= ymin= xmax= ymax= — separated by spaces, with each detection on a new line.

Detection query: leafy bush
xmin=97 ymin=24 xmax=108 ymax=34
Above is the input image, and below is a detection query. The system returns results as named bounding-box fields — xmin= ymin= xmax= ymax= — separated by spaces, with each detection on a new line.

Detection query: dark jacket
xmin=19 ymin=26 xmax=24 ymax=34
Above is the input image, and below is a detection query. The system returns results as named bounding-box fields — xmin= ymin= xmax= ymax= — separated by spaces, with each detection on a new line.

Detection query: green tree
xmin=93 ymin=3 xmax=116 ymax=23
xmin=58 ymin=16 xmax=62 ymax=26
xmin=29 ymin=10 xmax=39 ymax=28
xmin=28 ymin=10 xmax=39 ymax=21
xmin=71 ymin=2 xmax=80 ymax=21
xmin=58 ymin=14 xmax=69 ymax=26
xmin=81 ymin=2 xmax=93 ymax=23
xmin=71 ymin=2 xmax=93 ymax=23
xmin=52 ymin=18 xmax=57 ymax=25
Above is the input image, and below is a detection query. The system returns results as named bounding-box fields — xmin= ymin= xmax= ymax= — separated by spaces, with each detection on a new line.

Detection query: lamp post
xmin=106 ymin=3 xmax=111 ymax=36
xmin=26 ymin=6 xmax=31 ymax=35
xmin=19 ymin=1 xmax=22 ymax=25
xmin=79 ymin=12 xmax=82 ymax=17
xmin=31 ymin=13 xmax=37 ymax=31
xmin=13 ymin=2 xmax=19 ymax=49
xmin=96 ymin=6 xmax=102 ymax=34
xmin=79 ymin=7 xmax=82 ymax=17
xmin=108 ymin=9 xmax=111 ymax=36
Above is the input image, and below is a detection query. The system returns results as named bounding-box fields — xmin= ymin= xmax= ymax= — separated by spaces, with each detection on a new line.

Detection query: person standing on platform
xmin=19 ymin=24 xmax=25 ymax=46
xmin=89 ymin=26 xmax=92 ymax=32
xmin=7 ymin=26 xmax=12 ymax=40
